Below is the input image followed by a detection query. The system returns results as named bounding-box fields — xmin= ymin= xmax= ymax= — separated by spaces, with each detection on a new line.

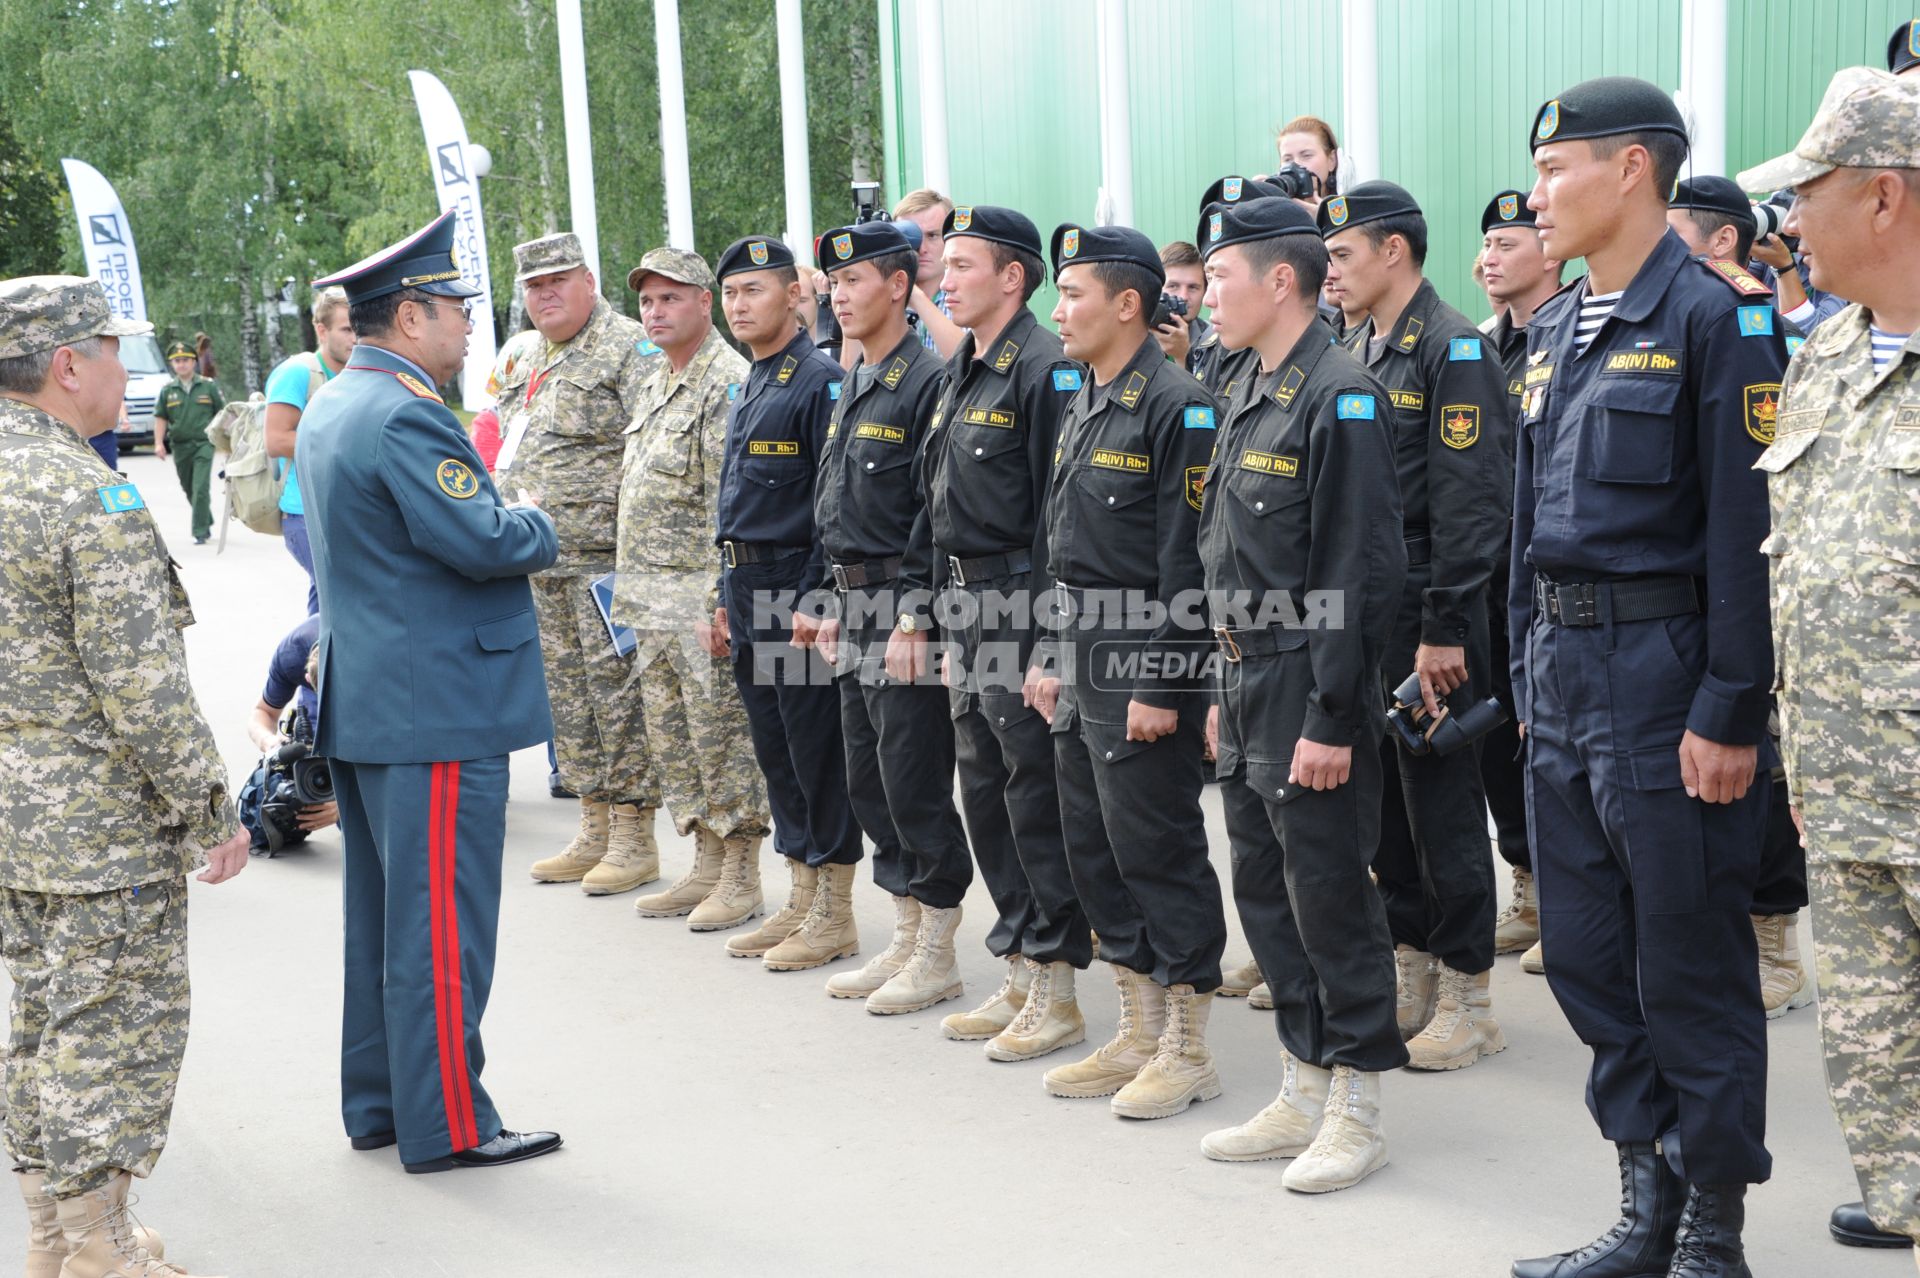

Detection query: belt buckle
xmin=947 ymin=555 xmax=967 ymax=587
xmin=831 ymin=564 xmax=851 ymax=591
xmin=723 ymin=541 xmax=739 ymax=569
xmin=1213 ymin=625 xmax=1243 ymax=664
xmin=1561 ymin=583 xmax=1598 ymax=626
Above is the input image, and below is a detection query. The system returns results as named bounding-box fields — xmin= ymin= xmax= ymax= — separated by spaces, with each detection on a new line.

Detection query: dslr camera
xmin=1269 ymin=162 xmax=1320 ymax=201
xmin=1752 ymin=192 xmax=1798 ymax=252
xmin=1150 ymin=292 xmax=1189 ymax=331
xmin=1385 ymin=671 xmax=1508 ymax=757
xmin=238 ymin=734 xmax=334 ymax=857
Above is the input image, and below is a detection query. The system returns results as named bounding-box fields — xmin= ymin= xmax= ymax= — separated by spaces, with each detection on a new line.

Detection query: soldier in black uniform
xmin=1188 ymin=197 xmax=1407 ymax=1194
xmin=791 ymin=220 xmax=974 ymax=1016
xmin=1023 ymin=223 xmax=1227 ymax=1122
xmin=706 ymin=235 xmax=864 ymax=973
xmin=1319 ymin=181 xmax=1512 ymax=1069
xmin=919 ymin=205 xmax=1093 ymax=1060
xmin=1188 ymin=177 xmax=1283 ymax=400
xmin=1509 ymin=78 xmax=1787 ymax=1278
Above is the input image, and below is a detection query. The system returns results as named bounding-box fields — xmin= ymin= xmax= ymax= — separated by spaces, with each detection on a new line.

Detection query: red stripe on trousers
xmin=428 ymin=762 xmax=478 ymax=1151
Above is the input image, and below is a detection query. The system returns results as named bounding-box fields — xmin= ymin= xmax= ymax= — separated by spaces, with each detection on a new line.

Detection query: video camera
xmin=1384 ymin=671 xmax=1508 ymax=758
xmin=238 ymin=730 xmax=333 ymax=857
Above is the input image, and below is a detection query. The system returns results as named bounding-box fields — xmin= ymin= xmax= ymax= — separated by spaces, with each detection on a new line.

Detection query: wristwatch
xmin=897 ymin=614 xmax=919 ymax=635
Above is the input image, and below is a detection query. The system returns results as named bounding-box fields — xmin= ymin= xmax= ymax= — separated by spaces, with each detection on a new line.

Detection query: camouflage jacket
xmin=0 ymin=399 xmax=234 ymax=892
xmin=1759 ymin=304 xmax=1920 ymax=864
xmin=615 ymin=327 xmax=749 ymax=633
xmin=495 ymin=298 xmax=660 ymax=575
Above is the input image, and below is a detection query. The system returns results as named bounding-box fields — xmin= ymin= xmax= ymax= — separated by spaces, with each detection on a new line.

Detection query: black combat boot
xmin=1665 ymin=1183 xmax=1751 ymax=1277
xmin=1513 ymin=1142 xmax=1686 ymax=1278
xmin=1830 ymin=1201 xmax=1913 ymax=1248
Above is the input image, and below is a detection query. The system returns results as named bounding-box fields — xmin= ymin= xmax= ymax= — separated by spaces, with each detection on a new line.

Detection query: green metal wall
xmin=1728 ymin=0 xmax=1912 ymax=180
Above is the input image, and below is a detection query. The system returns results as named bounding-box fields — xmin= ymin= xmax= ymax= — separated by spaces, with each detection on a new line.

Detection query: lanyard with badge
xmin=496 ymin=361 xmax=554 ymax=474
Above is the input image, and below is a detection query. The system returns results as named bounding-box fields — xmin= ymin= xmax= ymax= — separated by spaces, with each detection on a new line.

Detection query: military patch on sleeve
xmin=828 ymin=381 xmax=842 ymax=400
xmin=1707 ymin=259 xmax=1774 ymax=297
xmin=1448 ymin=337 xmax=1482 ymax=362
xmin=436 ymin=458 xmax=480 ymax=498
xmin=637 ymin=339 xmax=663 ymax=356
xmin=1440 ymin=405 xmax=1481 ymax=450
xmin=97 ymin=483 xmax=144 ymax=513
xmin=727 ymin=382 xmax=741 ymax=401
xmin=1785 ymin=334 xmax=1805 ymax=358
xmin=1184 ymin=406 xmax=1215 ymax=430
xmin=1744 ymin=383 xmax=1781 ymax=445
xmin=776 ymin=355 xmax=798 ymax=385
xmin=1185 ymin=465 xmax=1207 ymax=511
xmin=1053 ymin=368 xmax=1083 ymax=392
xmin=1117 ymin=371 xmax=1149 ymax=410
xmin=1336 ymin=393 xmax=1376 ymax=421
xmin=1736 ymin=306 xmax=1775 ymax=338
xmin=395 ymin=372 xmax=444 ymax=403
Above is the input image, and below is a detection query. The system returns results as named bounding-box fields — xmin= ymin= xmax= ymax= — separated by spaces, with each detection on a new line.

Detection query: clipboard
xmin=589 ymin=573 xmax=637 ymax=657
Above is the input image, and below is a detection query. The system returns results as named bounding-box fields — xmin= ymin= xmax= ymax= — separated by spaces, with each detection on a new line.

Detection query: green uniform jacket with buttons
xmin=154 ymin=374 xmax=226 ymax=444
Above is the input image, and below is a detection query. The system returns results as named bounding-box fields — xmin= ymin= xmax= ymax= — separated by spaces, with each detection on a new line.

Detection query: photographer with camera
xmin=1153 ymin=241 xmax=1208 ymax=369
xmin=1275 ymin=115 xmax=1344 ymax=208
xmin=1748 ymin=190 xmax=1848 ymax=334
xmin=240 ymin=614 xmax=338 ymax=852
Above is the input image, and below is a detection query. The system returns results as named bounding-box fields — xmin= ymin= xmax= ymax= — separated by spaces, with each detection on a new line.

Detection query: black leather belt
xmin=722 ymin=540 xmax=804 ymax=568
xmin=830 ymin=556 xmax=905 ymax=590
xmin=1213 ymin=625 xmax=1305 ymax=662
xmin=1534 ymin=574 xmax=1701 ymax=628
xmin=1405 ymin=534 xmax=1431 ymax=566
xmin=947 ymin=551 xmax=1031 ymax=587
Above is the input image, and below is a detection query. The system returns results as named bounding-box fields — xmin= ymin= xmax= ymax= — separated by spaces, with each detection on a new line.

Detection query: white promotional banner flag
xmin=60 ymin=159 xmax=147 ymax=323
xmin=408 ymin=69 xmax=497 ymax=411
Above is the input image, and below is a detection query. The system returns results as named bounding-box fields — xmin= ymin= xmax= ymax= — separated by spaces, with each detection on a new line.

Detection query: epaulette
xmin=394 ymin=372 xmax=445 ymax=403
xmin=1529 ymin=275 xmax=1585 ymax=327
xmin=1699 ymin=257 xmax=1773 ymax=297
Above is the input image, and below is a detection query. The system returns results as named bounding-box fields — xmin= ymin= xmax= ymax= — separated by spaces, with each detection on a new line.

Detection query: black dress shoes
xmin=403 ymin=1129 xmax=563 ymax=1175
xmin=1831 ymin=1201 xmax=1913 ymax=1248
xmin=349 ymin=1131 xmax=397 ymax=1151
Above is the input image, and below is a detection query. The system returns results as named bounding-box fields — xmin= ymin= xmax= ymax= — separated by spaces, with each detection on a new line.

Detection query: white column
xmin=555 ymin=0 xmax=600 ymax=280
xmin=915 ymin=0 xmax=951 ymax=195
xmin=1679 ymin=0 xmax=1729 ymax=177
xmin=776 ymin=0 xmax=813 ymax=255
xmin=1339 ymin=0 xmax=1380 ymax=185
xmin=655 ymin=0 xmax=695 ymax=250
xmin=1095 ymin=0 xmax=1134 ymax=227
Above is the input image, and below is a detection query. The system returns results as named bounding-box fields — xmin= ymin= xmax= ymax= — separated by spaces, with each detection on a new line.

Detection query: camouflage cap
xmin=1737 ymin=66 xmax=1920 ymax=193
xmin=513 ymin=231 xmax=587 ymax=284
xmin=626 ymin=246 xmax=715 ymax=293
xmin=0 ymin=275 xmax=152 ymax=360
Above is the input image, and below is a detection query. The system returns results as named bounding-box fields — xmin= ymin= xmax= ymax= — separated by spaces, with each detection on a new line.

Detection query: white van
xmin=117 ymin=332 xmax=169 ymax=451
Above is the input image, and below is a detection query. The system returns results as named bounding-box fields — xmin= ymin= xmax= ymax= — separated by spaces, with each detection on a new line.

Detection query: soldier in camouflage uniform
xmin=615 ymin=247 xmax=771 ymax=933
xmin=1741 ymin=66 xmax=1920 ymax=1256
xmin=0 ymin=275 xmax=248 ymax=1277
xmin=496 ymin=232 xmax=666 ymax=897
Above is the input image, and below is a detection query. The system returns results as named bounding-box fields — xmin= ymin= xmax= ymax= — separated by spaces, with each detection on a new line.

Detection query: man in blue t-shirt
xmin=264 ymin=287 xmax=354 ymax=614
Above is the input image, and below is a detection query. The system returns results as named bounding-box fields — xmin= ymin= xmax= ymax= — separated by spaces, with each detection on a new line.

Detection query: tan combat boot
xmin=825 ymin=894 xmax=919 ymax=997
xmin=687 ymin=834 xmax=763 ymax=931
xmin=1395 ymin=946 xmax=1438 ymax=1040
xmin=1756 ymin=912 xmax=1815 ymax=1019
xmin=55 ymin=1173 xmax=206 ymax=1277
xmin=1201 ymin=1049 xmax=1331 ymax=1162
xmin=581 ymin=803 xmax=660 ymax=896
xmin=1520 ymin=937 xmax=1545 ymax=975
xmin=728 ymin=860 xmax=816 ymax=957
xmin=1111 ymin=984 xmax=1222 ymax=1118
xmin=941 ymin=955 xmax=1030 ymax=1040
xmin=1218 ymin=957 xmax=1263 ymax=998
xmin=633 ymin=825 xmax=725 ymax=918
xmin=1044 ymin=966 xmax=1166 ymax=1098
xmin=1495 ymin=865 xmax=1540 ymax=954
xmin=1405 ymin=964 xmax=1506 ymax=1071
xmin=866 ymin=904 xmax=964 ymax=1014
xmin=1282 ymin=1066 xmax=1388 ymax=1193
xmin=17 ymin=1171 xmax=164 ymax=1274
xmin=528 ymin=798 xmax=609 ymax=882
xmin=764 ymin=862 xmax=860 ymax=970
xmin=986 ymin=959 xmax=1087 ymax=1061
xmin=1249 ymin=981 xmax=1275 ymax=1010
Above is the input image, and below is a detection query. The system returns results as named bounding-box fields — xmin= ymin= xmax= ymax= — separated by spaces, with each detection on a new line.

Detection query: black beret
xmin=1197 ymin=175 xmax=1287 ymax=214
xmin=1529 ymin=76 xmax=1689 ymax=153
xmin=715 ymin=235 xmax=797 ymax=280
xmin=816 ymin=221 xmax=914 ymax=273
xmin=1670 ymin=176 xmax=1751 ymax=219
xmin=1200 ymin=197 xmax=1321 ymax=261
xmin=1890 ymin=20 xmax=1920 ymax=75
xmin=1049 ymin=223 xmax=1164 ymax=284
xmin=943 ymin=204 xmax=1043 ymax=259
xmin=1480 ymin=189 xmax=1538 ymax=234
xmin=1315 ymin=179 xmax=1423 ymax=238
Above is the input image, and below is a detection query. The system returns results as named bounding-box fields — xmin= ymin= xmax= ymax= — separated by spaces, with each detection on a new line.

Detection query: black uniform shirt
xmin=1509 ymin=229 xmax=1788 ymax=744
xmin=1199 ymin=318 xmax=1406 ymax=746
xmin=1487 ymin=309 xmax=1529 ymax=422
xmin=1347 ymin=277 xmax=1513 ymax=645
xmin=717 ymin=329 xmax=842 ymax=583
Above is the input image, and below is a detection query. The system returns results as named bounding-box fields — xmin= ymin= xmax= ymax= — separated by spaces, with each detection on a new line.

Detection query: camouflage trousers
xmin=530 ymin=573 xmax=659 ymax=806
xmin=1810 ymin=859 xmax=1920 ymax=1241
xmin=0 ymin=880 xmax=189 ymax=1199
xmin=634 ymin=633 xmax=770 ymax=839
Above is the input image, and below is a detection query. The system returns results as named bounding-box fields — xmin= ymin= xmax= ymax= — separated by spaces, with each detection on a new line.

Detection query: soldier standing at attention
xmin=1190 ymin=199 xmax=1408 ymax=1193
xmin=1739 ymin=65 xmax=1920 ymax=1257
xmin=921 ymin=205 xmax=1091 ymax=1060
xmin=301 ymin=212 xmax=563 ymax=1177
xmin=151 ymin=339 xmax=225 ymax=545
xmin=1509 ymin=79 xmax=1787 ymax=1278
xmin=0 ymin=274 xmax=247 ymax=1276
xmin=615 ymin=248 xmax=771 ymax=934
xmin=499 ymin=232 xmax=666 ymax=899
xmin=791 ymin=220 xmax=975 ymax=1015
xmin=1026 ymin=223 xmax=1227 ymax=1120
xmin=703 ymin=235 xmax=862 ymax=972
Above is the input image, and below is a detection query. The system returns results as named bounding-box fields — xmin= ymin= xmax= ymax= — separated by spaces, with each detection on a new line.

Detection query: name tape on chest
xmin=748 ymin=439 xmax=801 ymax=456
xmin=960 ymin=406 xmax=1016 ymax=429
xmin=854 ymin=422 xmax=905 ymax=444
xmin=1091 ymin=448 xmax=1150 ymax=473
xmin=1603 ymin=349 xmax=1681 ymax=375
xmin=1389 ymin=389 xmax=1425 ymax=412
xmin=97 ymin=483 xmax=145 ymax=513
xmin=1239 ymin=450 xmax=1300 ymax=477
xmin=1778 ymin=407 xmax=1824 ymax=436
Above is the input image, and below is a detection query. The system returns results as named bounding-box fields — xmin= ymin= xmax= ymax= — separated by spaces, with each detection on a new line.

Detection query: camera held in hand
xmin=1385 ymin=671 xmax=1508 ymax=757
xmin=1150 ymin=292 xmax=1189 ymax=332
xmin=1752 ymin=192 xmax=1798 ymax=253
xmin=1269 ymin=162 xmax=1320 ymax=201
xmin=238 ymin=735 xmax=334 ymax=857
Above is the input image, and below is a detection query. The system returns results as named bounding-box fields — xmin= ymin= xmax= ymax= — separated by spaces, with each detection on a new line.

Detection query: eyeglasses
xmin=419 ymin=298 xmax=476 ymax=323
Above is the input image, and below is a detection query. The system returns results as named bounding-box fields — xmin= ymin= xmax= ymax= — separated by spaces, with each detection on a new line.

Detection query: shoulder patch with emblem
xmin=1053 ymin=368 xmax=1083 ymax=392
xmin=396 ymin=372 xmax=443 ymax=403
xmin=1448 ymin=337 xmax=1482 ymax=362
xmin=436 ymin=458 xmax=480 ymax=498
xmin=1744 ymin=383 xmax=1781 ymax=445
xmin=1185 ymin=465 xmax=1207 ymax=510
xmin=1440 ymin=405 xmax=1481 ymax=450
xmin=727 ymin=382 xmax=741 ymax=401
xmin=97 ymin=483 xmax=144 ymax=513
xmin=637 ymin=339 xmax=663 ymax=356
xmin=1184 ymin=406 xmax=1215 ymax=430
xmin=1336 ymin=393 xmax=1376 ymax=421
xmin=827 ymin=381 xmax=842 ymax=400
xmin=1736 ymin=306 xmax=1775 ymax=338
xmin=1705 ymin=258 xmax=1773 ymax=297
